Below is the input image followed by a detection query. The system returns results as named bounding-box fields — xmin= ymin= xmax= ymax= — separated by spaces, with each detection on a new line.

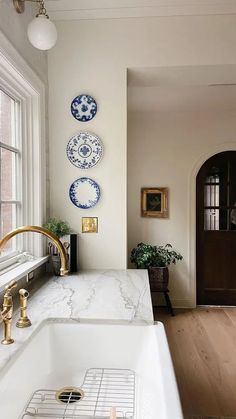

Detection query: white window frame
xmin=0 ymin=31 xmax=46 ymax=260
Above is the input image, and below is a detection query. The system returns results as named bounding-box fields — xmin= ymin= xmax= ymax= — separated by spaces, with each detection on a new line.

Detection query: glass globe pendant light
xmin=13 ymin=0 xmax=57 ymax=51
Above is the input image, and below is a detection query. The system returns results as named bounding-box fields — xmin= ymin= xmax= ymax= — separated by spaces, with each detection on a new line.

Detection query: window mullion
xmin=0 ymin=142 xmax=19 ymax=154
xmin=0 ymin=200 xmax=21 ymax=204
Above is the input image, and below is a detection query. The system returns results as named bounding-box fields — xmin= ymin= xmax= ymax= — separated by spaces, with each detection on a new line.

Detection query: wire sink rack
xmin=20 ymin=368 xmax=135 ymax=419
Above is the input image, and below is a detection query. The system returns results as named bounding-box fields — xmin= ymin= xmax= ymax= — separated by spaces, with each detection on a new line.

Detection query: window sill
xmin=0 ymin=256 xmax=49 ymax=293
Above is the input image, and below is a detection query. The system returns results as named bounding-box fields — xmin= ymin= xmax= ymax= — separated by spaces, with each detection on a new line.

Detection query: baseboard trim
xmin=198 ymin=305 xmax=236 ymax=308
xmin=172 ymin=299 xmax=195 ymax=308
xmin=186 ymin=416 xmax=236 ymax=419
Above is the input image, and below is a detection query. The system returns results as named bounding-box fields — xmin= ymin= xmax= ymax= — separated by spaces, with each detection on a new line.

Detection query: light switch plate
xmin=82 ymin=217 xmax=98 ymax=233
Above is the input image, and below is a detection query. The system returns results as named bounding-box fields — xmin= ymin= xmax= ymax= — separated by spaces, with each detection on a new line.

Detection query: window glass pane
xmin=0 ymin=148 xmax=16 ymax=200
xmin=0 ymin=204 xmax=16 ymax=253
xmin=0 ymin=90 xmax=16 ymax=147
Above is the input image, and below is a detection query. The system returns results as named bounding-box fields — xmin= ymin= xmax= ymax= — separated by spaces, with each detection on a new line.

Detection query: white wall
xmin=48 ymin=15 xmax=236 ymax=271
xmin=0 ymin=0 xmax=47 ymax=84
xmin=128 ymin=109 xmax=236 ymax=306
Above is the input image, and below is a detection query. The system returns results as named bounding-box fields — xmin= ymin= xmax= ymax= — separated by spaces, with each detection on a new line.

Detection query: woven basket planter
xmin=148 ymin=266 xmax=169 ymax=292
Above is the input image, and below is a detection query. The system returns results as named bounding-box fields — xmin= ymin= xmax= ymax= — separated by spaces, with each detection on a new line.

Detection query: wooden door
xmin=196 ymin=151 xmax=236 ymax=305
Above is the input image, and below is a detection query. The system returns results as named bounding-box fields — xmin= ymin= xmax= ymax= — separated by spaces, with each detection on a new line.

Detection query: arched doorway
xmin=196 ymin=151 xmax=236 ymax=305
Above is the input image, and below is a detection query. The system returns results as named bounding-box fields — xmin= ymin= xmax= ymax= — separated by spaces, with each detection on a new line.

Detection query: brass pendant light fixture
xmin=13 ymin=0 xmax=57 ymax=50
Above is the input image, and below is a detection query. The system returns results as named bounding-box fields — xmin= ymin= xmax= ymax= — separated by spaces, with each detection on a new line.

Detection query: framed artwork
xmin=82 ymin=217 xmax=98 ymax=233
xmin=141 ymin=187 xmax=168 ymax=218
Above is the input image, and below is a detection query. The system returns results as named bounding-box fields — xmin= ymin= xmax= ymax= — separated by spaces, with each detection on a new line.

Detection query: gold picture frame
xmin=141 ymin=187 xmax=168 ymax=218
xmin=82 ymin=217 xmax=98 ymax=233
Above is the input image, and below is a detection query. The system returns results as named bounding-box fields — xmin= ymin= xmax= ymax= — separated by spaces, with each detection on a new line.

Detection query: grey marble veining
xmin=0 ymin=269 xmax=153 ymax=370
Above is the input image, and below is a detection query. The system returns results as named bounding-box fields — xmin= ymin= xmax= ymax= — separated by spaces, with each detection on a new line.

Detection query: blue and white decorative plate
xmin=71 ymin=94 xmax=97 ymax=122
xmin=69 ymin=177 xmax=100 ymax=209
xmin=66 ymin=132 xmax=103 ymax=169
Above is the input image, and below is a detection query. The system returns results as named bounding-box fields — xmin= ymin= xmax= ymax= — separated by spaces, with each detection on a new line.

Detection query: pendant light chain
xmin=36 ymin=0 xmax=49 ymax=18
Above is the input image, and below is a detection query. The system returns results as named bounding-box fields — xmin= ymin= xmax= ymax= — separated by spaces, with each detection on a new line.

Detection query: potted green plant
xmin=130 ymin=242 xmax=183 ymax=291
xmin=43 ymin=218 xmax=71 ymax=275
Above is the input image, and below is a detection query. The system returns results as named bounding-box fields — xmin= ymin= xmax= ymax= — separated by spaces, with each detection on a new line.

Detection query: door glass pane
xmin=205 ymin=174 xmax=219 ymax=183
xmin=0 ymin=148 xmax=16 ymax=201
xmin=219 ymin=209 xmax=228 ymax=230
xmin=204 ymin=159 xmax=229 ymax=230
xmin=229 ymin=158 xmax=236 ymax=206
xmin=0 ymin=203 xmax=16 ymax=253
xmin=204 ymin=181 xmax=219 ymax=207
xmin=205 ymin=164 xmax=227 ymax=206
xmin=204 ymin=209 xmax=219 ymax=230
xmin=230 ymin=207 xmax=236 ymax=230
xmin=204 ymin=209 xmax=228 ymax=230
xmin=0 ymin=90 xmax=16 ymax=147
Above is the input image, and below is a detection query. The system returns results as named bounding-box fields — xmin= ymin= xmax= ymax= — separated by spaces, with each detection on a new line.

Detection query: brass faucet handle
xmin=4 ymin=280 xmax=17 ymax=294
xmin=2 ymin=280 xmax=17 ymax=306
xmin=1 ymin=280 xmax=16 ymax=345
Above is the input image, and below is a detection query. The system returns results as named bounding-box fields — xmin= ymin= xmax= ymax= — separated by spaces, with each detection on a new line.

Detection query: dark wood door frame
xmin=196 ymin=151 xmax=236 ymax=305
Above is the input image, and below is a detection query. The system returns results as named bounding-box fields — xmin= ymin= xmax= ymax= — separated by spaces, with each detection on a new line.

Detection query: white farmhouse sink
xmin=0 ymin=320 xmax=183 ymax=419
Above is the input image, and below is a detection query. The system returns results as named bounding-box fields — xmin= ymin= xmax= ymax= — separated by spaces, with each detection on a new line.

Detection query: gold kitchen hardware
xmin=0 ymin=226 xmax=69 ymax=276
xmin=55 ymin=387 xmax=84 ymax=404
xmin=81 ymin=217 xmax=98 ymax=233
xmin=0 ymin=280 xmax=17 ymax=345
xmin=16 ymin=289 xmax=31 ymax=328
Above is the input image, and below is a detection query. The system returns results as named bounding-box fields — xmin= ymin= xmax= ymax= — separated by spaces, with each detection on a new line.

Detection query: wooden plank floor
xmin=154 ymin=308 xmax=236 ymax=418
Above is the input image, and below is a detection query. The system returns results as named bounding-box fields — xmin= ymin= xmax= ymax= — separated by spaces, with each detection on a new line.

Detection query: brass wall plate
xmin=82 ymin=217 xmax=98 ymax=233
xmin=13 ymin=0 xmax=25 ymax=13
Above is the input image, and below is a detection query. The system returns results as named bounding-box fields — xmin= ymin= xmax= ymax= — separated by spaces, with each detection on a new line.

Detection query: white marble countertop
xmin=0 ymin=269 xmax=153 ymax=369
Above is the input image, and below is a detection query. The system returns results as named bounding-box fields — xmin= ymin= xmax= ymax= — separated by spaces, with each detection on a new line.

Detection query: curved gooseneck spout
xmin=0 ymin=226 xmax=69 ymax=276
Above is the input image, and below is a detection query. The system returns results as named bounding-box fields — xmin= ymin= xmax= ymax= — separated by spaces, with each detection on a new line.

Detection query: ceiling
xmin=128 ymin=66 xmax=236 ymax=88
xmin=45 ymin=2 xmax=236 ymax=113
xmin=127 ymin=65 xmax=236 ymax=112
xmin=46 ymin=0 xmax=236 ymax=21
xmin=128 ymin=85 xmax=236 ymax=112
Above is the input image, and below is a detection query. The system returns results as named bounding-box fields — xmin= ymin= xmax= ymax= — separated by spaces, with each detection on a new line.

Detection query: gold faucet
xmin=0 ymin=226 xmax=69 ymax=344
xmin=0 ymin=225 xmax=69 ymax=276
xmin=1 ymin=280 xmax=17 ymax=345
xmin=16 ymin=289 xmax=31 ymax=328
